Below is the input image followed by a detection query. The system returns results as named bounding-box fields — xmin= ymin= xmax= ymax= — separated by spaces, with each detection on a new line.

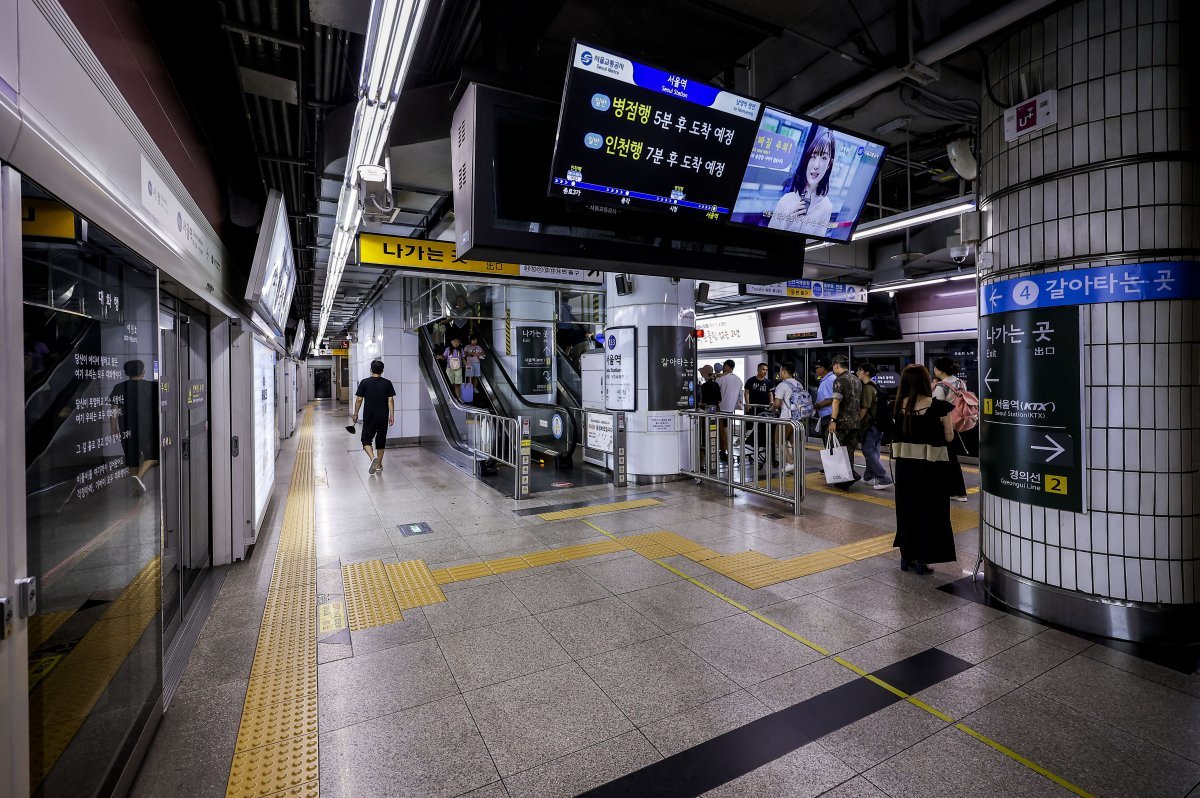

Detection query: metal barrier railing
xmin=680 ymin=410 xmax=805 ymax=514
xmin=466 ymin=409 xmax=531 ymax=499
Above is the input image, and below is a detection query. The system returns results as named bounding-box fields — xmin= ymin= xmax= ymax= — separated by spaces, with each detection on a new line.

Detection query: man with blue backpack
xmin=771 ymin=362 xmax=813 ymax=473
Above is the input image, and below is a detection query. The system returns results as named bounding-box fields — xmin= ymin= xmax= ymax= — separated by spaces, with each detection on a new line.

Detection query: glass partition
xmin=22 ymin=178 xmax=162 ymax=795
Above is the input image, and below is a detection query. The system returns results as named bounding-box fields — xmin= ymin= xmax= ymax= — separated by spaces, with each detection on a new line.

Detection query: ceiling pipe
xmin=805 ymin=0 xmax=1055 ymax=120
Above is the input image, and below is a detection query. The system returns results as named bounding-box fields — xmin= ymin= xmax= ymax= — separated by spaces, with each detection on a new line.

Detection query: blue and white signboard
xmin=743 ymin=279 xmax=868 ymax=304
xmin=981 ymin=262 xmax=1198 ymax=316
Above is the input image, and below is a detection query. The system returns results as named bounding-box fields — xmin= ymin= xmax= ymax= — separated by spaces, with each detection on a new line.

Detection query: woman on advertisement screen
xmin=767 ymin=128 xmax=836 ymax=237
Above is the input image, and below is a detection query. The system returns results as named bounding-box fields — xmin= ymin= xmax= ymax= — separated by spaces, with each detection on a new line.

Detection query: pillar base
xmin=629 ymin=473 xmax=684 ymax=485
xmin=985 ymin=561 xmax=1200 ymax=645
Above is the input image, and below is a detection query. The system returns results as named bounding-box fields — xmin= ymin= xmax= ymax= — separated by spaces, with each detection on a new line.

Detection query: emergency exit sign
xmin=1003 ymin=90 xmax=1057 ymax=142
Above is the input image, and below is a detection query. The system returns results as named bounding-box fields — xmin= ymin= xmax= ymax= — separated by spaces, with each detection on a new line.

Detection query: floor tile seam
xmin=498 ymin=728 xmax=662 ymax=789
xmin=582 ymin=518 xmax=1097 ymax=797
xmin=431 ymin=633 xmax=509 ymax=784
xmin=1014 ymin=673 xmax=1200 ymax=765
xmin=1072 ymin=645 xmax=1200 ymax=694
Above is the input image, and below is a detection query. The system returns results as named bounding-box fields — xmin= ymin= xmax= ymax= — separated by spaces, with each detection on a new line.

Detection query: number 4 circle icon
xmin=1012 ymin=280 xmax=1040 ymax=306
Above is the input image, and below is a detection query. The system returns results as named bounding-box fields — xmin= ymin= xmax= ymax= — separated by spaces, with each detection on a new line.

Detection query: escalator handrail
xmin=470 ymin=332 xmax=578 ymax=456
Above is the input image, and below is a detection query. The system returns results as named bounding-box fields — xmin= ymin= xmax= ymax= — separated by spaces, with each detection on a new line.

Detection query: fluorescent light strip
xmin=867 ymin=272 xmax=976 ymax=293
xmin=315 ymin=0 xmax=430 ymax=346
xmin=851 ymin=197 xmax=976 ymax=241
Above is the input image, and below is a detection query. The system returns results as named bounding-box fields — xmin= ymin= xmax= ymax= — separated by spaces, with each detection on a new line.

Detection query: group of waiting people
xmin=700 ymin=355 xmax=974 ymax=575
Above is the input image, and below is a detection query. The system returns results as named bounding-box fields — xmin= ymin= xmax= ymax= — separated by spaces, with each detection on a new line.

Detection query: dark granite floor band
xmin=510 ymin=490 xmax=671 ymax=516
xmin=579 ymin=647 xmax=974 ymax=798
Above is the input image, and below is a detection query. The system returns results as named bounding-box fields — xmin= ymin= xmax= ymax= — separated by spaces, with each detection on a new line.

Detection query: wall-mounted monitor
xmin=452 ymin=83 xmax=808 ymax=283
xmin=289 ymin=319 xmax=306 ymax=359
xmin=697 ymin=311 xmax=764 ymax=351
xmin=245 ymin=189 xmax=296 ymax=337
xmin=816 ymin=293 xmax=903 ymax=342
xmin=730 ymin=107 xmax=886 ymax=243
xmin=548 ymin=41 xmax=762 ymax=221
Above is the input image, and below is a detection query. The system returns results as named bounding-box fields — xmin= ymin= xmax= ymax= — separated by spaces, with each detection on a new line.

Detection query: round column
xmin=977 ymin=0 xmax=1199 ymax=641
xmin=606 ymin=274 xmax=696 ymax=481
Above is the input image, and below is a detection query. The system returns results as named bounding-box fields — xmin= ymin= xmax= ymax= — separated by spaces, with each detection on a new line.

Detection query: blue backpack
xmin=781 ymin=378 xmax=814 ymax=421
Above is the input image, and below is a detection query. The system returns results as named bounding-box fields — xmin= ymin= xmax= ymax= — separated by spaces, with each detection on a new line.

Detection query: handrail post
xmin=725 ymin=414 xmax=735 ymax=498
xmin=792 ymin=420 xmax=804 ymax=514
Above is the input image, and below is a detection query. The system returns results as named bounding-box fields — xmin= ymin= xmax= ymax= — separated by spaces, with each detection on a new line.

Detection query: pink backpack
xmin=938 ymin=380 xmax=980 ymax=433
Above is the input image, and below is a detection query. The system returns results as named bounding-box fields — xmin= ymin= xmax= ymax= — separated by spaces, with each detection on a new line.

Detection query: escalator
xmin=418 ymin=325 xmax=577 ymax=468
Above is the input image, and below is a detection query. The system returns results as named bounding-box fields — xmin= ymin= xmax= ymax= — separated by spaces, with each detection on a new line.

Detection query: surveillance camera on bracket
xmin=357 ymin=157 xmax=394 ymax=223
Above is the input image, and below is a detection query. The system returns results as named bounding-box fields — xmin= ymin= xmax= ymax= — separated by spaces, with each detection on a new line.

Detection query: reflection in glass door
xmin=159 ymin=299 xmax=211 ymax=649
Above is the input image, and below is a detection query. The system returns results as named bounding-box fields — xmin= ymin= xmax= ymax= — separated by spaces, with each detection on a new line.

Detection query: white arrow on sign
xmin=988 ymin=287 xmax=1001 ymax=310
xmin=1030 ymin=434 xmax=1066 ymax=462
xmin=984 ymin=368 xmax=999 ymax=392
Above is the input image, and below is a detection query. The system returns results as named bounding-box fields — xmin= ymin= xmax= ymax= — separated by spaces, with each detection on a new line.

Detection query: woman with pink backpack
xmin=932 ymin=358 xmax=978 ymax=502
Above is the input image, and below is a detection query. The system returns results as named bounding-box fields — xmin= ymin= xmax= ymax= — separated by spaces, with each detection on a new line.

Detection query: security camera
xmin=946 ymin=138 xmax=977 ymax=181
xmin=357 ymin=160 xmax=394 ymax=223
xmin=949 ymin=245 xmax=972 ymax=264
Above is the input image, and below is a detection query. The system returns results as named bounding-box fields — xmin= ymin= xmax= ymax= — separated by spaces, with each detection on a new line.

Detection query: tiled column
xmin=606 ymin=274 xmax=695 ymax=480
xmin=977 ymin=0 xmax=1199 ymax=641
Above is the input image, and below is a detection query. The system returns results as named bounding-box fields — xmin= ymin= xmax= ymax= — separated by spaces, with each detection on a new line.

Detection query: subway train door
xmin=313 ymin=367 xmax=331 ymax=399
xmin=159 ymin=300 xmax=211 ymax=649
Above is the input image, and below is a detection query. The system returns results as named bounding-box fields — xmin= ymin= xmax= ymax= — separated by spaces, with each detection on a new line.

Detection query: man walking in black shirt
xmin=352 ymin=359 xmax=396 ymax=475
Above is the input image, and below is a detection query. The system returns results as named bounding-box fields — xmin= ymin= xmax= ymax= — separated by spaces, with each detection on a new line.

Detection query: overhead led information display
xmin=730 ymin=106 xmax=886 ymax=242
xmin=548 ymin=41 xmax=762 ymax=220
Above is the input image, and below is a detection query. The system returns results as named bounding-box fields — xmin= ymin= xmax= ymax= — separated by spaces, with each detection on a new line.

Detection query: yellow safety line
xmin=581 ymin=515 xmax=1094 ymax=798
xmin=226 ymin=408 xmax=319 ymax=798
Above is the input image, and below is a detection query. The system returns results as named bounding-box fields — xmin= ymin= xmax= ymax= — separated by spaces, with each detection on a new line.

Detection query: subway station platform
xmin=130 ymin=404 xmax=1200 ymax=798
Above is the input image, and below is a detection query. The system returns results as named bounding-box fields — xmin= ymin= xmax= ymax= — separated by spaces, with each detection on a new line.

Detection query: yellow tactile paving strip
xmin=27 ymin=610 xmax=73 ymax=651
xmin=28 ymin=556 xmax=161 ymax=789
xmin=536 ymin=497 xmax=662 ymax=520
xmin=428 ymin=538 xmax=627 ymax=585
xmin=341 ymin=559 xmax=403 ymax=631
xmin=226 ymin=408 xmax=320 ymax=798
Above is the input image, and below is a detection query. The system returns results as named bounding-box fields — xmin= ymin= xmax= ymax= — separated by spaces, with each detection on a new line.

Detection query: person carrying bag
xmin=821 ymin=433 xmax=855 ymax=484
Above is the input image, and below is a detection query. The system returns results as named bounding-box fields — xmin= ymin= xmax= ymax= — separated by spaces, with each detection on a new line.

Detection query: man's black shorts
xmin=361 ymin=419 xmax=388 ymax=449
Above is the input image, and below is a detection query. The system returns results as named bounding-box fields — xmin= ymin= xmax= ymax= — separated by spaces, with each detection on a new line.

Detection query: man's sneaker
xmin=368 ymin=457 xmax=380 ymax=475
xmin=132 ymin=475 xmax=147 ymax=494
xmin=873 ymin=480 xmax=894 ymax=490
xmin=862 ymin=476 xmax=877 ymax=486
xmin=784 ymin=462 xmax=795 ymax=473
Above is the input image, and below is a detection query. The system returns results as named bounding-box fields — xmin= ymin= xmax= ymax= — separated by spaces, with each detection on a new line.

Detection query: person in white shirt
xmin=715 ymin=359 xmax=743 ymax=456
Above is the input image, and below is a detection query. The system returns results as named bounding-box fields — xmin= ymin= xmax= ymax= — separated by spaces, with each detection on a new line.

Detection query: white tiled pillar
xmin=977 ymin=0 xmax=1199 ymax=634
xmin=351 ymin=283 xmax=423 ymax=443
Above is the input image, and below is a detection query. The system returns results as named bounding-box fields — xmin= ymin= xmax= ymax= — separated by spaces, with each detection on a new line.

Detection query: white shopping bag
xmin=821 ymin=435 xmax=854 ymax=484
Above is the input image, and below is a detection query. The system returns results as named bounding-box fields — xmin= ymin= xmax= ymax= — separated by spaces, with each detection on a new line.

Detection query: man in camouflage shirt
xmin=826 ymin=354 xmax=862 ymax=489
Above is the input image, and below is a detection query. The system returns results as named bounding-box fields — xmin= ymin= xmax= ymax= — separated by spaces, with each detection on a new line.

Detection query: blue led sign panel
xmin=980 ymin=261 xmax=1200 ymax=315
xmin=548 ymin=41 xmax=762 ymax=220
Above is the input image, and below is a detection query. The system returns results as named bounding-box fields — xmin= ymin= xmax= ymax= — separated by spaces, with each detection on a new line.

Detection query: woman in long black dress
xmin=891 ymin=364 xmax=957 ymax=574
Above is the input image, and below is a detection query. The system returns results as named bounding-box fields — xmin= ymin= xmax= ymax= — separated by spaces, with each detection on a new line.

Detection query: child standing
xmin=464 ymin=335 xmax=484 ymax=397
xmin=438 ymin=336 xmax=466 ymax=401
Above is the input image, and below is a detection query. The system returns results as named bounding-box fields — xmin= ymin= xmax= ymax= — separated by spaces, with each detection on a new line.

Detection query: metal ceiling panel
xmin=309 ymin=0 xmax=370 ymax=35
xmin=239 ymin=66 xmax=299 ymax=104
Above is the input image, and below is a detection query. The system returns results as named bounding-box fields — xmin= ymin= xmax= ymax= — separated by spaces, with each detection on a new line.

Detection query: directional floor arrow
xmin=984 ymin=368 xmax=998 ymax=392
xmin=1030 ymin=434 xmax=1066 ymax=462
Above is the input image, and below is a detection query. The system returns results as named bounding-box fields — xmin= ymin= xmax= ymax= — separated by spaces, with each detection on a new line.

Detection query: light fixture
xmin=314 ymin=0 xmax=431 ymax=347
xmin=805 ymin=241 xmax=835 ymax=252
xmin=867 ymin=272 xmax=976 ymax=293
xmin=946 ymin=138 xmax=978 ymax=181
xmin=851 ymin=196 xmax=977 ymax=242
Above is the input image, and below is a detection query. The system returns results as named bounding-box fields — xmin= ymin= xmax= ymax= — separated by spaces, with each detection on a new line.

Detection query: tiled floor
xmin=131 ymin=403 xmax=1200 ymax=798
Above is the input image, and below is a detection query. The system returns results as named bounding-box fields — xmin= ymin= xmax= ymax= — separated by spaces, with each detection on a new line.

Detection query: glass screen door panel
xmin=180 ymin=303 xmax=210 ymax=610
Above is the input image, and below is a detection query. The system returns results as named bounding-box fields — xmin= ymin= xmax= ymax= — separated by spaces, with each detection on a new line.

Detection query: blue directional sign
xmin=980 ymin=261 xmax=1199 ymax=316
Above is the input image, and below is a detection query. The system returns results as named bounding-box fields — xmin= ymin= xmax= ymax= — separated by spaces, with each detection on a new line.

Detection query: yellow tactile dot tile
xmin=951 ymin=507 xmax=980 ymax=532
xmin=553 ymin=543 xmax=600 ymax=561
xmin=537 ymin=497 xmax=662 ymax=520
xmin=250 ymin=649 xmax=315 ymax=679
xmin=706 ymin=551 xmax=775 ymax=576
xmin=226 ymin=731 xmax=319 ymax=798
xmin=260 ymin=781 xmax=320 ymax=798
xmin=627 ymin=542 xmax=675 ymax=559
xmin=829 ymin=534 xmax=895 ymax=560
xmin=429 ymin=568 xmax=454 ymax=585
xmin=235 ymin=693 xmax=319 ymax=753
xmin=245 ymin=667 xmax=316 ymax=709
xmin=485 ymin=556 xmax=529 ymax=574
xmin=342 ymin=559 xmax=403 ymax=631
xmin=682 ymin=547 xmax=722 ymax=562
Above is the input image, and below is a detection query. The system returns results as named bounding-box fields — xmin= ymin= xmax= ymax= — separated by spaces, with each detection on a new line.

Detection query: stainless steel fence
xmin=680 ymin=410 xmax=805 ymax=514
xmin=466 ymin=409 xmax=530 ymax=499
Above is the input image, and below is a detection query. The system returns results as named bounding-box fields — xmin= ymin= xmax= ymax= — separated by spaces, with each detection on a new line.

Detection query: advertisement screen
xmin=730 ymin=107 xmax=886 ymax=242
xmin=252 ymin=337 xmax=277 ymax=528
xmin=548 ymin=41 xmax=761 ymax=220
